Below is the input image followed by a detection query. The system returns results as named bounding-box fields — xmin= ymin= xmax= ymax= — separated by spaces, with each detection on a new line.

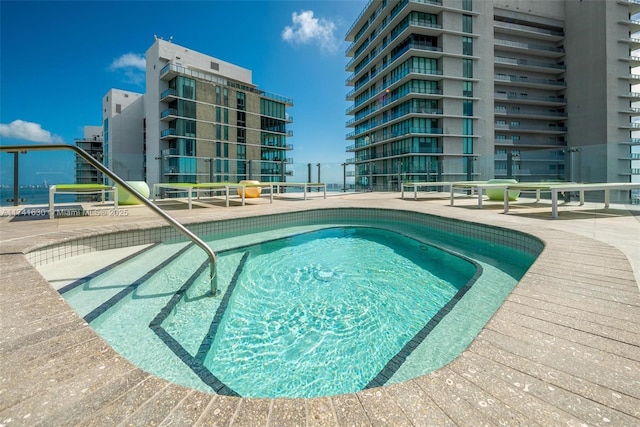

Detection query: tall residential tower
xmin=345 ymin=0 xmax=640 ymax=200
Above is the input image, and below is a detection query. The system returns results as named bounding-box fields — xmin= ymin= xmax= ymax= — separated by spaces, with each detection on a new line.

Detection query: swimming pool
xmin=33 ymin=208 xmax=543 ymax=398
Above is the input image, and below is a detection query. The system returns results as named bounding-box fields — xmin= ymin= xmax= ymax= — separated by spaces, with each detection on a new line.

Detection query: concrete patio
xmin=1 ymin=191 xmax=639 ymax=426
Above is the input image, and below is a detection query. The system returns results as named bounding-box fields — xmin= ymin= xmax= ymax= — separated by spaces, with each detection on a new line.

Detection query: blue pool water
xmin=52 ymin=211 xmax=540 ymax=398
xmin=163 ymin=227 xmax=477 ymax=397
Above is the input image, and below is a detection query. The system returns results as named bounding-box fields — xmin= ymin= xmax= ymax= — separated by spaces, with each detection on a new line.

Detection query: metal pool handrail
xmin=0 ymin=144 xmax=218 ymax=296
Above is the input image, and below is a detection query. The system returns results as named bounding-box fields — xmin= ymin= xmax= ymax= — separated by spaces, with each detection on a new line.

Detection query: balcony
xmin=160 ymin=128 xmax=178 ymax=139
xmin=623 ymin=18 xmax=640 ymax=31
xmin=160 ymin=88 xmax=178 ymax=102
xmin=620 ymin=122 xmax=640 ymax=129
xmin=494 ymin=74 xmax=566 ymax=89
xmin=160 ymin=108 xmax=178 ymax=121
xmin=347 ymin=66 xmax=443 ymax=101
xmin=494 ymin=92 xmax=567 ymax=106
xmin=493 ymin=20 xmax=564 ymax=42
xmin=347 ymin=126 xmax=445 ymax=142
xmin=346 ymin=16 xmax=444 ymax=76
xmin=495 ymin=57 xmax=566 ymax=74
xmin=160 ymin=63 xmax=293 ymax=105
xmin=494 ymin=138 xmax=566 ymax=148
xmin=494 ymin=107 xmax=567 ymax=119
xmin=494 ymin=39 xmax=565 ymax=58
xmin=494 ymin=123 xmax=567 ymax=134
xmin=621 ymin=0 xmax=640 ymax=15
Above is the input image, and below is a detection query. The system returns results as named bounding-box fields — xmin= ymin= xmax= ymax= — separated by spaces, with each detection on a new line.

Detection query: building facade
xmin=102 ymin=89 xmax=145 ymax=181
xmin=144 ymin=39 xmax=293 ymax=187
xmin=75 ymin=125 xmax=104 ymax=185
xmin=345 ymin=0 xmax=640 ymax=199
xmin=101 ymin=39 xmax=293 ymax=188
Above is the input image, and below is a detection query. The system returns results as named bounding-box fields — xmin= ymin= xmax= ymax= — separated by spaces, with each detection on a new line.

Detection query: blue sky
xmin=0 ymin=0 xmax=366 ymax=186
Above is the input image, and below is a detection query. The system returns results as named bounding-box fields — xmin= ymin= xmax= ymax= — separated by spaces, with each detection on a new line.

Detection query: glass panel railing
xmin=3 ymin=143 xmax=638 ymax=206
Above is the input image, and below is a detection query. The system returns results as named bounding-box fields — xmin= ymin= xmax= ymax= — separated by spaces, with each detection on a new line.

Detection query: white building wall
xmin=103 ymin=89 xmax=145 ymax=180
xmin=156 ymin=40 xmax=252 ymax=84
xmin=83 ymin=125 xmax=102 ymax=141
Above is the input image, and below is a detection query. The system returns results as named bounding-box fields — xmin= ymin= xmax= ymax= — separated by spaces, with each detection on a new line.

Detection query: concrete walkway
xmin=1 ymin=192 xmax=639 ymax=426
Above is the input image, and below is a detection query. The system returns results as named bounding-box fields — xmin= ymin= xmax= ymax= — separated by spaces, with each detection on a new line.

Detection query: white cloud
xmin=109 ymin=53 xmax=146 ymax=85
xmin=0 ymin=120 xmax=63 ymax=143
xmin=282 ymin=10 xmax=339 ymax=53
xmin=109 ymin=53 xmax=146 ymax=71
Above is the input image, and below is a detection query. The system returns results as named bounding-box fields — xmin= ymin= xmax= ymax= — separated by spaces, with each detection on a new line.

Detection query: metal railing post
xmin=0 ymin=144 xmax=218 ymax=296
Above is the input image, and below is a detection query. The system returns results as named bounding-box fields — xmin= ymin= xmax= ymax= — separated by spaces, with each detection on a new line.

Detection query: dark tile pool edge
xmin=148 ymin=259 xmax=240 ymax=397
xmin=364 ymin=255 xmax=484 ymax=389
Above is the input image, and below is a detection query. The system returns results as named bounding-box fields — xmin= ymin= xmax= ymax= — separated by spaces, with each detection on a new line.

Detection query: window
xmin=463 ymin=100 xmax=473 ymax=116
xmin=463 ymin=37 xmax=473 ymax=56
xmin=115 ymin=104 xmax=121 ymax=113
xmin=463 ymin=119 xmax=472 ymax=136
xmin=463 ymin=59 xmax=473 ymax=78
xmin=462 ymin=0 xmax=472 ymax=11
xmin=463 ymin=81 xmax=473 ymax=97
xmin=463 ymin=137 xmax=473 ymax=154
xmin=463 ymin=15 xmax=472 ymax=33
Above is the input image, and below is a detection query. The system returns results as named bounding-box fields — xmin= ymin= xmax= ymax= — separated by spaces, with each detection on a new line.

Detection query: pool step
xmin=59 ymin=241 xmax=192 ymax=319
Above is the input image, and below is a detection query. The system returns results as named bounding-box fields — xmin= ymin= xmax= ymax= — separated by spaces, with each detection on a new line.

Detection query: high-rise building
xmin=75 ymin=125 xmax=104 ymax=185
xmin=74 ymin=125 xmax=107 ymax=202
xmin=345 ymin=0 xmax=640 ymax=200
xmin=144 ymin=39 xmax=293 ymax=186
xmin=102 ymin=39 xmax=293 ymax=188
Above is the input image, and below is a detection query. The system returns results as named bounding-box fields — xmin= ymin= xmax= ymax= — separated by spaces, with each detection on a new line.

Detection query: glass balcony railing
xmin=2 ymin=143 xmax=638 ymax=206
xmin=160 ymin=128 xmax=178 ymax=138
xmin=160 ymin=63 xmax=293 ymax=105
xmin=160 ymin=108 xmax=178 ymax=119
xmin=160 ymin=88 xmax=177 ymax=101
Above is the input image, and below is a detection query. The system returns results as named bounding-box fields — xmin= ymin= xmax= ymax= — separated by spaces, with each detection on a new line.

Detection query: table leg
xmin=49 ymin=187 xmax=55 ymax=219
xmin=503 ymin=188 xmax=510 ymax=213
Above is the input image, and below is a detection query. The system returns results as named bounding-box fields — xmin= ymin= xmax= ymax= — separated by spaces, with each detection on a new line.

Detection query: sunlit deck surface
xmin=1 ymin=191 xmax=639 ymax=426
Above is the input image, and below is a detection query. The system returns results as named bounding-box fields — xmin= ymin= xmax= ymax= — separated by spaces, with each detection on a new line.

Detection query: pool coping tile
xmin=1 ymin=192 xmax=639 ymax=426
